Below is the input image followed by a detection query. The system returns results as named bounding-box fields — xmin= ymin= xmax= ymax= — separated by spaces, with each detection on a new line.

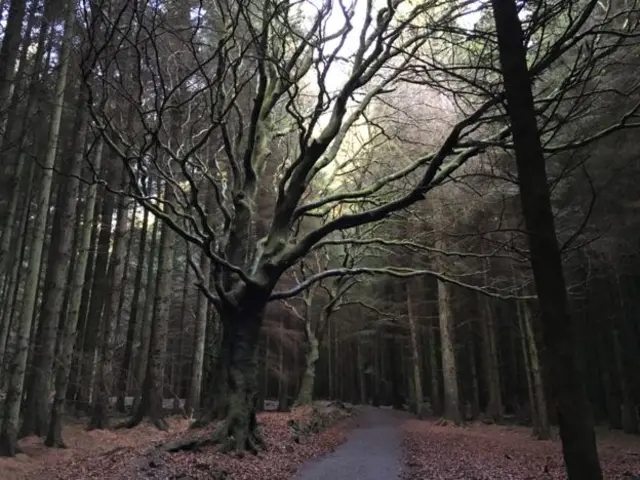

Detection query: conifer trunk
xmin=491 ymin=0 xmax=602 ymax=476
xmin=46 ymin=138 xmax=104 ymax=447
xmin=0 ymin=0 xmax=74 ymax=455
xmin=21 ymin=96 xmax=88 ymax=438
xmin=89 ymin=183 xmax=130 ymax=429
xmin=130 ymin=199 xmax=175 ymax=429
xmin=115 ymin=201 xmax=149 ymax=413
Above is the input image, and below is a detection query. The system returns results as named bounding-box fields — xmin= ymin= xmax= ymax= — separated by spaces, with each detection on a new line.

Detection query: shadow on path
xmin=294 ymin=406 xmax=410 ymax=480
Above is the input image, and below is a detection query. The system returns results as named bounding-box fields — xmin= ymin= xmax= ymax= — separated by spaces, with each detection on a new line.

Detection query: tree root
xmin=189 ymin=417 xmax=212 ymax=430
xmin=118 ymin=416 xmax=169 ymax=431
xmin=162 ymin=418 xmax=264 ymax=456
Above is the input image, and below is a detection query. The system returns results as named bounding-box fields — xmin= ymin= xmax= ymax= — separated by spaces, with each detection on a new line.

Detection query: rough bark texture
xmin=76 ymin=179 xmax=116 ymax=410
xmin=296 ymin=325 xmax=320 ymax=406
xmin=46 ymin=138 xmax=104 ymax=448
xmin=205 ymin=290 xmax=267 ymax=453
xmin=132 ymin=218 xmax=160 ymax=411
xmin=491 ymin=0 xmax=602 ymax=477
xmin=89 ymin=189 xmax=130 ymax=430
xmin=435 ymin=237 xmax=461 ymax=423
xmin=0 ymin=3 xmax=73 ymax=455
xmin=0 ymin=0 xmax=26 ymax=117
xmin=523 ymin=301 xmax=550 ymax=439
xmin=185 ymin=251 xmax=210 ymax=417
xmin=129 ymin=206 xmax=175 ymax=430
xmin=115 ymin=204 xmax=149 ymax=413
xmin=407 ymin=282 xmax=425 ymax=417
xmin=0 ymin=162 xmax=34 ymax=376
xmin=0 ymin=0 xmax=46 ymax=293
xmin=21 ymin=98 xmax=88 ymax=438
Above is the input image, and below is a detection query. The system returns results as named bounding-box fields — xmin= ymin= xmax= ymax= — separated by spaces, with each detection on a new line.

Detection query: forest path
xmin=294 ymin=406 xmax=409 ymax=480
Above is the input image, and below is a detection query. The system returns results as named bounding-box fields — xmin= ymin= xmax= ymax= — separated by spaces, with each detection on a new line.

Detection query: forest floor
xmin=403 ymin=419 xmax=640 ymax=479
xmin=2 ymin=406 xmax=640 ymax=479
xmin=0 ymin=403 xmax=353 ymax=480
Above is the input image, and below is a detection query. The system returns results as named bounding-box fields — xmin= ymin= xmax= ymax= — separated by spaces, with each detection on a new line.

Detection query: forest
xmin=0 ymin=0 xmax=639 ymax=478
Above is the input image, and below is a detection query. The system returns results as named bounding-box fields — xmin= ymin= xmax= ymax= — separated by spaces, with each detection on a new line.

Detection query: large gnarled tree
xmin=80 ymin=0 xmax=640 ymax=457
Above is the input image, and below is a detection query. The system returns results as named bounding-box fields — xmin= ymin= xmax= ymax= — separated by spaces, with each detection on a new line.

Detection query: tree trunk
xmin=469 ymin=334 xmax=481 ymax=420
xmin=277 ymin=316 xmax=289 ymax=412
xmin=0 ymin=2 xmax=74 ymax=455
xmin=436 ymin=266 xmax=461 ymax=423
xmin=613 ymin=327 xmax=638 ymax=434
xmin=523 ymin=301 xmax=550 ymax=439
xmin=0 ymin=160 xmax=35 ymax=376
xmin=89 ymin=186 xmax=130 ymax=429
xmin=132 ymin=217 xmax=160 ymax=412
xmin=182 ymin=289 xmax=268 ymax=454
xmin=407 ymin=282 xmax=425 ymax=417
xmin=357 ymin=335 xmax=367 ymax=404
xmin=296 ymin=322 xmax=319 ymax=406
xmin=0 ymin=0 xmax=26 ymax=118
xmin=185 ymin=250 xmax=210 ymax=417
xmin=491 ymin=0 xmax=602 ymax=477
xmin=75 ymin=175 xmax=116 ymax=411
xmin=428 ymin=313 xmax=441 ymax=415
xmin=115 ymin=203 xmax=150 ymax=413
xmin=130 ymin=197 xmax=175 ymax=429
xmin=173 ymin=253 xmax=190 ymax=411
xmin=480 ymin=294 xmax=503 ymax=421
xmin=21 ymin=95 xmax=88 ymax=438
xmin=46 ymin=137 xmax=104 ymax=447
xmin=0 ymin=0 xmax=47 ymax=289
xmin=66 ymin=198 xmax=101 ymax=405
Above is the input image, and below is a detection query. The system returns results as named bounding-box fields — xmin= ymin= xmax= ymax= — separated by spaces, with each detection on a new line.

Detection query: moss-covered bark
xmin=209 ymin=297 xmax=265 ymax=453
xmin=173 ymin=287 xmax=268 ymax=454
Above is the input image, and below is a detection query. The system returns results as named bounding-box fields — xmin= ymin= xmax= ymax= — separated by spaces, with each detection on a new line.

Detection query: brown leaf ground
xmin=403 ymin=420 xmax=640 ymax=480
xmin=0 ymin=406 xmax=351 ymax=480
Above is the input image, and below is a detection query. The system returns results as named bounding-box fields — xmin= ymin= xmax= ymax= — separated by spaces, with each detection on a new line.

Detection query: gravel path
xmin=294 ymin=407 xmax=409 ymax=480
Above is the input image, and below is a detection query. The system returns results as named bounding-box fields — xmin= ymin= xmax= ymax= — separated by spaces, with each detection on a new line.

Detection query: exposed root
xmin=120 ymin=415 xmax=169 ymax=431
xmin=163 ymin=417 xmax=264 ymax=456
xmin=189 ymin=417 xmax=212 ymax=430
xmin=154 ymin=418 xmax=170 ymax=431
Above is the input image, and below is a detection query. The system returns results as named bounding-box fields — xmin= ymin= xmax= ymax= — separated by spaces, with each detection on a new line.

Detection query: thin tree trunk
xmin=89 ymin=184 xmax=130 ymax=429
xmin=407 ymin=282 xmax=424 ymax=417
xmin=295 ymin=320 xmax=319 ymax=406
xmin=0 ymin=0 xmax=26 ymax=118
xmin=428 ymin=313 xmax=441 ymax=415
xmin=436 ymin=237 xmax=461 ymax=423
xmin=517 ymin=298 xmax=539 ymax=433
xmin=612 ymin=274 xmax=639 ymax=434
xmin=277 ymin=315 xmax=289 ymax=411
xmin=115 ymin=202 xmax=150 ymax=413
xmin=480 ymin=293 xmax=503 ymax=421
xmin=46 ymin=137 xmax=104 ymax=447
xmin=172 ymin=252 xmax=190 ymax=411
xmin=523 ymin=301 xmax=550 ymax=439
xmin=132 ymin=217 xmax=160 ymax=411
xmin=0 ymin=0 xmax=47 ymax=286
xmin=66 ymin=197 xmax=101 ymax=405
xmin=21 ymin=95 xmax=89 ymax=438
xmin=0 ymin=0 xmax=74 ymax=455
xmin=357 ymin=334 xmax=367 ymax=404
xmin=613 ymin=327 xmax=638 ymax=434
xmin=0 ymin=160 xmax=34 ymax=374
xmin=469 ymin=333 xmax=481 ymax=420
xmin=491 ymin=1 xmax=602 ymax=476
xmin=185 ymin=249 xmax=210 ymax=417
xmin=76 ymin=171 xmax=116 ymax=411
xmin=130 ymin=192 xmax=175 ymax=429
